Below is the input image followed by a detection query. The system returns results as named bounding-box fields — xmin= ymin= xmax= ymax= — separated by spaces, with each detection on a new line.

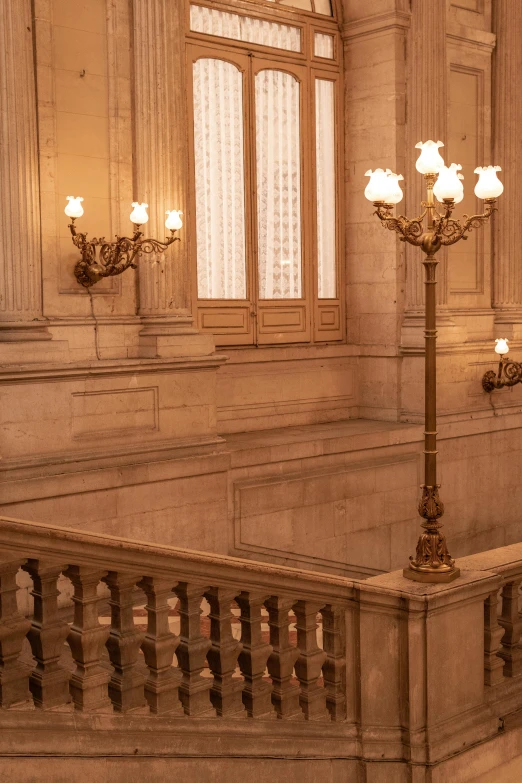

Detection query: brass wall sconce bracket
xmin=482 ymin=356 xmax=522 ymax=393
xmin=68 ymin=219 xmax=180 ymax=288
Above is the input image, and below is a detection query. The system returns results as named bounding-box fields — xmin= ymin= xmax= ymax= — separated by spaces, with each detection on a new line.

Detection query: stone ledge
xmin=0 ymin=353 xmax=229 ymax=383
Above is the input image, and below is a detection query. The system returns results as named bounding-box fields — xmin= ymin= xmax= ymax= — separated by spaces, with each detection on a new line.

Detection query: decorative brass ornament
xmin=371 ymin=173 xmax=498 ymax=583
xmin=68 ymin=219 xmax=180 ymax=288
xmin=482 ymin=357 xmax=522 ymax=393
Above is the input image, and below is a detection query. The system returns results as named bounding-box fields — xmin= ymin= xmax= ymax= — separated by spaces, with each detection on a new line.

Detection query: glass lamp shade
xmin=165 ymin=210 xmax=183 ymax=231
xmin=433 ymin=163 xmax=464 ymax=203
xmin=415 ymin=140 xmax=445 ymax=174
xmin=130 ymin=202 xmax=149 ymax=225
xmin=64 ymin=196 xmax=84 ymax=219
xmin=495 ymin=338 xmax=510 ymax=356
xmin=474 ymin=166 xmax=503 ymax=199
xmin=385 ymin=172 xmax=404 ymax=205
xmin=364 ymin=168 xmax=392 ymax=202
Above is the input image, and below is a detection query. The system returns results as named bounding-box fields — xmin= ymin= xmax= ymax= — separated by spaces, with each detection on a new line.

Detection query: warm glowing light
xmin=474 ymin=166 xmax=504 ymax=199
xmin=433 ymin=163 xmax=464 ymax=203
xmin=130 ymin=202 xmax=149 ymax=225
xmin=386 ymin=172 xmax=404 ymax=205
xmin=415 ymin=140 xmax=445 ymax=174
xmin=165 ymin=210 xmax=183 ymax=231
xmin=364 ymin=168 xmax=392 ymax=203
xmin=495 ymin=338 xmax=510 ymax=356
xmin=64 ymin=196 xmax=84 ymax=219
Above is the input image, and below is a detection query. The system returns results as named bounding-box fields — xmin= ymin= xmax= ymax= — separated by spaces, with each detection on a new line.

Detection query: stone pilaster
xmin=401 ymin=0 xmax=464 ymax=348
xmin=0 ymin=0 xmax=50 ymax=344
xmin=491 ymin=0 xmax=522 ymax=337
xmin=132 ymin=0 xmax=213 ymax=358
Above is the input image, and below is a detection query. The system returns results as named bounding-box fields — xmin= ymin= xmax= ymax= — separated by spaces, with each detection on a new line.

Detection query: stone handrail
xmin=3 ymin=515 xmax=522 ymax=780
xmin=0 ymin=515 xmax=351 ymax=719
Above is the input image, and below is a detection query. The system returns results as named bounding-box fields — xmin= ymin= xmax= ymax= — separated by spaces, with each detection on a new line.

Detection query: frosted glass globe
xmin=364 ymin=168 xmax=392 ymax=202
xmin=433 ymin=163 xmax=464 ymax=203
xmin=385 ymin=172 xmax=404 ymax=205
xmin=474 ymin=166 xmax=504 ymax=199
xmin=165 ymin=210 xmax=183 ymax=231
xmin=495 ymin=338 xmax=509 ymax=356
xmin=415 ymin=140 xmax=445 ymax=174
xmin=130 ymin=202 xmax=149 ymax=225
xmin=64 ymin=196 xmax=84 ymax=219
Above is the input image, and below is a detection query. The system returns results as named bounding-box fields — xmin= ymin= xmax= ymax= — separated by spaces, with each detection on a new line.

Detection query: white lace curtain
xmin=193 ymin=58 xmax=247 ymax=299
xmin=190 ymin=5 xmax=301 ymax=52
xmin=255 ymin=70 xmax=302 ymax=299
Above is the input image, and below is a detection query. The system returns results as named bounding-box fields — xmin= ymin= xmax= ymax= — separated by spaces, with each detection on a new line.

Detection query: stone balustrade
xmin=459 ymin=544 xmax=522 ymax=715
xmin=0 ymin=516 xmax=349 ymax=720
xmin=3 ymin=516 xmax=522 ymax=782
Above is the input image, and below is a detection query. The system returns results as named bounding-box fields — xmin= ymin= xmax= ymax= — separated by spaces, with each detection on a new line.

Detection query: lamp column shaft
xmin=404 ymin=177 xmax=459 ymax=583
xmin=0 ymin=0 xmax=50 ymax=343
xmin=424 ymin=178 xmax=437 ymax=488
xmin=424 ymin=257 xmax=438 ymax=489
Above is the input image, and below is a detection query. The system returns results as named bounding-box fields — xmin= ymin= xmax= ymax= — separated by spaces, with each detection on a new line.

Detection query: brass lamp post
xmin=365 ymin=144 xmax=504 ymax=583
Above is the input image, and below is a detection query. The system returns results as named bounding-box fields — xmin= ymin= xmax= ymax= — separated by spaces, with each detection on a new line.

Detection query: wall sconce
xmin=482 ymin=339 xmax=522 ymax=392
xmin=64 ymin=197 xmax=183 ymax=288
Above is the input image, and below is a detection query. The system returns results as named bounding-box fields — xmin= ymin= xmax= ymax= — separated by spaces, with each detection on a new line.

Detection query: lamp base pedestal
xmin=403 ymin=566 xmax=461 ymax=584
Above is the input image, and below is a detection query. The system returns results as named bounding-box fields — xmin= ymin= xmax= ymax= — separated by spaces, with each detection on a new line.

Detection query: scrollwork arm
xmin=374 ymin=204 xmax=425 ymax=245
xmin=68 ymin=220 xmax=180 ymax=287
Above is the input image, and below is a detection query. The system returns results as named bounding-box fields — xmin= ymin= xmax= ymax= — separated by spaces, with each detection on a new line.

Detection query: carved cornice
xmin=341 ymin=10 xmax=411 ymax=41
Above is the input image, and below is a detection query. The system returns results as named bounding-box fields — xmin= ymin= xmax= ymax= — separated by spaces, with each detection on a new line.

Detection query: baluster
xmin=22 ymin=560 xmax=71 ymax=709
xmin=138 ymin=576 xmax=183 ymax=715
xmin=264 ymin=596 xmax=302 ymax=720
xmin=64 ymin=566 xmax=111 ymax=712
xmin=293 ymin=600 xmax=328 ymax=720
xmin=498 ymin=579 xmax=522 ymax=677
xmin=205 ymin=587 xmax=245 ymax=717
xmin=174 ymin=582 xmax=213 ymax=716
xmin=102 ymin=572 xmax=146 ymax=713
xmin=236 ymin=591 xmax=274 ymax=719
xmin=0 ymin=556 xmax=31 ymax=708
xmin=321 ymin=604 xmax=346 ymax=720
xmin=484 ymin=589 xmax=505 ymax=686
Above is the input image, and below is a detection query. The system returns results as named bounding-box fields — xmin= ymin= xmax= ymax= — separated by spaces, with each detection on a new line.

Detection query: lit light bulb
xmin=364 ymin=168 xmax=392 ymax=203
xmin=474 ymin=166 xmax=504 ymax=199
xmin=495 ymin=338 xmax=509 ymax=356
xmin=386 ymin=172 xmax=404 ymax=205
xmin=415 ymin=140 xmax=445 ymax=174
xmin=130 ymin=202 xmax=149 ymax=225
xmin=433 ymin=163 xmax=464 ymax=203
xmin=165 ymin=210 xmax=183 ymax=231
xmin=64 ymin=196 xmax=84 ymax=219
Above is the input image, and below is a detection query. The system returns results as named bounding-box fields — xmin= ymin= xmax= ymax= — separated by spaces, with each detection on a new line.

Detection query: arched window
xmin=187 ymin=0 xmax=342 ymax=345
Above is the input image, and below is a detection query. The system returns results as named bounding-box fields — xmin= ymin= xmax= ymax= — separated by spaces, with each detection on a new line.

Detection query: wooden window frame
xmin=186 ymin=0 xmax=344 ymax=347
